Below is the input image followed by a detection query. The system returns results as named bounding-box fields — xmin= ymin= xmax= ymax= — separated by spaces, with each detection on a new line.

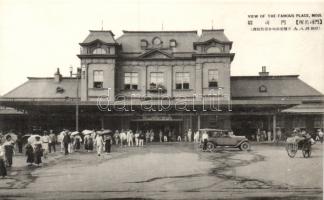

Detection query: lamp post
xmin=70 ymin=66 xmax=83 ymax=131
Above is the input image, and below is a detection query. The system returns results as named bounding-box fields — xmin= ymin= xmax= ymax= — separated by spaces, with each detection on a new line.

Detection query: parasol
xmin=4 ymin=133 xmax=18 ymax=141
xmin=98 ymin=129 xmax=112 ymax=135
xmin=82 ymin=129 xmax=93 ymax=135
xmin=71 ymin=131 xmax=80 ymax=136
xmin=27 ymin=134 xmax=41 ymax=144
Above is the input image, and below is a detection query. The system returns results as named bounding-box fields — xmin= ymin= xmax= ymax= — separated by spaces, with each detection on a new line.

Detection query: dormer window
xmin=206 ymin=46 xmax=222 ymax=53
xmin=140 ymin=40 xmax=148 ymax=50
xmin=170 ymin=39 xmax=177 ymax=48
xmin=93 ymin=48 xmax=107 ymax=54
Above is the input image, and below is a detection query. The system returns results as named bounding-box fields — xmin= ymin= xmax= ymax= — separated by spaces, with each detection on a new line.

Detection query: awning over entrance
xmin=281 ymin=103 xmax=324 ymax=114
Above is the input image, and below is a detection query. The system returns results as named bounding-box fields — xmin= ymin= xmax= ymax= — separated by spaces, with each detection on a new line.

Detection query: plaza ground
xmin=0 ymin=142 xmax=322 ymax=200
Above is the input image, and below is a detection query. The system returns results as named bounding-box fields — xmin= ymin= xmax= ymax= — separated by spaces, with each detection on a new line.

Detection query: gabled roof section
xmin=116 ymin=30 xmax=199 ymax=53
xmin=80 ymin=30 xmax=117 ymax=45
xmin=195 ymin=29 xmax=233 ymax=48
xmin=138 ymin=49 xmax=174 ymax=59
xmin=2 ymin=77 xmax=79 ymax=99
xmin=231 ymin=75 xmax=324 ymax=99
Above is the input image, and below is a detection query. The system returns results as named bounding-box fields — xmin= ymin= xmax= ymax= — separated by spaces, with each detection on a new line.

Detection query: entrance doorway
xmin=130 ymin=120 xmax=183 ymax=142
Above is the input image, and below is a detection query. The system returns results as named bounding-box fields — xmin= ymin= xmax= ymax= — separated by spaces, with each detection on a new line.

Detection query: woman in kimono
xmin=74 ymin=134 xmax=82 ymax=151
xmin=33 ymin=136 xmax=43 ymax=167
xmin=0 ymin=144 xmax=7 ymax=178
xmin=104 ymin=135 xmax=112 ymax=153
xmin=25 ymin=143 xmax=34 ymax=166
xmin=3 ymin=135 xmax=15 ymax=167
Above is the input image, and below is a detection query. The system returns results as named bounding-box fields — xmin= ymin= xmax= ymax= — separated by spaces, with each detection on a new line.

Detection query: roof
xmin=81 ymin=30 xmax=117 ymax=44
xmin=116 ymin=30 xmax=199 ymax=53
xmin=282 ymin=103 xmax=324 ymax=114
xmin=2 ymin=77 xmax=79 ymax=99
xmin=231 ymin=75 xmax=323 ymax=98
xmin=197 ymin=29 xmax=231 ymax=43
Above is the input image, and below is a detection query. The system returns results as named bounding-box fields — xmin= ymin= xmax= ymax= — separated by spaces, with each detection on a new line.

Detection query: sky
xmin=0 ymin=0 xmax=324 ymax=95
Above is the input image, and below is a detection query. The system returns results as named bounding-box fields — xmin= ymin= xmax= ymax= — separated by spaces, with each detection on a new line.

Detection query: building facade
xmin=0 ymin=29 xmax=323 ymax=140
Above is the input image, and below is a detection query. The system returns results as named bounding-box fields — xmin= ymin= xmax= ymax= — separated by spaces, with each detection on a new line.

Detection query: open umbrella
xmin=27 ymin=134 xmax=41 ymax=144
xmin=71 ymin=131 xmax=80 ymax=136
xmin=82 ymin=130 xmax=93 ymax=135
xmin=4 ymin=133 xmax=18 ymax=141
xmin=98 ymin=129 xmax=112 ymax=135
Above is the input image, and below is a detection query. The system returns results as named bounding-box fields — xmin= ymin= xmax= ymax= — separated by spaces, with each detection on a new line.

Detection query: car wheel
xmin=207 ymin=142 xmax=215 ymax=151
xmin=240 ymin=142 xmax=250 ymax=151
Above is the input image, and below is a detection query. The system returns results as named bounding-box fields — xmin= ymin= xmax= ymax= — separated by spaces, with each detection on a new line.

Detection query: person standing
xmin=104 ymin=135 xmax=112 ymax=153
xmin=145 ymin=130 xmax=150 ymax=144
xmin=114 ymin=130 xmax=120 ymax=145
xmin=194 ymin=130 xmax=199 ymax=143
xmin=42 ymin=131 xmax=50 ymax=158
xmin=134 ymin=131 xmax=139 ymax=147
xmin=119 ymin=130 xmax=126 ymax=147
xmin=159 ymin=130 xmax=163 ymax=143
xmin=0 ymin=144 xmax=7 ymax=178
xmin=49 ymin=130 xmax=57 ymax=153
xmin=139 ymin=131 xmax=145 ymax=147
xmin=74 ymin=134 xmax=82 ymax=151
xmin=202 ymin=130 xmax=208 ymax=151
xmin=150 ymin=130 xmax=154 ymax=142
xmin=3 ymin=135 xmax=15 ymax=167
xmin=62 ymin=131 xmax=71 ymax=155
xmin=33 ymin=136 xmax=43 ymax=167
xmin=95 ymin=134 xmax=104 ymax=156
xmin=187 ymin=129 xmax=192 ymax=142
xmin=25 ymin=143 xmax=34 ymax=166
xmin=16 ymin=132 xmax=23 ymax=154
xmin=127 ymin=130 xmax=134 ymax=147
xmin=318 ymin=129 xmax=324 ymax=144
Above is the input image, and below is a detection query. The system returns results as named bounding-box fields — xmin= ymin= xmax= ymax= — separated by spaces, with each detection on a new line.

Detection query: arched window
xmin=206 ymin=46 xmax=222 ymax=53
xmin=93 ymin=48 xmax=107 ymax=54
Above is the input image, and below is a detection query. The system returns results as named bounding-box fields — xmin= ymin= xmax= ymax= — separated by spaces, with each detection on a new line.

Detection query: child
xmin=25 ymin=143 xmax=34 ymax=166
xmin=0 ymin=145 xmax=7 ymax=178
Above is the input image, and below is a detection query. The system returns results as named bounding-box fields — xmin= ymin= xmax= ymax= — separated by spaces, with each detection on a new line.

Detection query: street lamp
xmin=70 ymin=66 xmax=82 ymax=131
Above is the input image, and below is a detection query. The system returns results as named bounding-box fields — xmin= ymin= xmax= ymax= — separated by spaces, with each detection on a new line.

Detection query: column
xmin=197 ymin=114 xmax=201 ymax=130
xmin=101 ymin=116 xmax=104 ymax=129
xmin=273 ymin=114 xmax=277 ymax=142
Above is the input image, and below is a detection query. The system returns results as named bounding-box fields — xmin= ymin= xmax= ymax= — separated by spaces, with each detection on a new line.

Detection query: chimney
xmin=259 ymin=66 xmax=269 ymax=76
xmin=54 ymin=68 xmax=62 ymax=82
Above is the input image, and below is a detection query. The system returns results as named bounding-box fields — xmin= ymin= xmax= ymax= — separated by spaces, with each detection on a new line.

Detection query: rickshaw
xmin=285 ymin=134 xmax=312 ymax=158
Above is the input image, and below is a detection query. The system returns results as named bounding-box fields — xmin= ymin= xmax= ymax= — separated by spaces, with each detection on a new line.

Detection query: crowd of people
xmin=0 ymin=127 xmax=322 ymax=178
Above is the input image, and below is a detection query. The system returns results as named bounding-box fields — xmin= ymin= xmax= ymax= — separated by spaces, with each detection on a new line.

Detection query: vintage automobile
xmin=199 ymin=128 xmax=250 ymax=151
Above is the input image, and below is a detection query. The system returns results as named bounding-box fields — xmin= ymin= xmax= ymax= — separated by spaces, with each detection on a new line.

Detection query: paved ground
xmin=0 ymin=142 xmax=322 ymax=199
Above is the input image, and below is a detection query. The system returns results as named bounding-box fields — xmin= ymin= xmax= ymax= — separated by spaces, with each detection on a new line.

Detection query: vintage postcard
xmin=0 ymin=0 xmax=323 ymax=199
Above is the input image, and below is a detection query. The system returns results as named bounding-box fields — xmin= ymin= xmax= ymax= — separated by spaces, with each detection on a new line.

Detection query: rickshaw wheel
xmin=286 ymin=143 xmax=298 ymax=158
xmin=207 ymin=142 xmax=215 ymax=152
xmin=302 ymin=143 xmax=312 ymax=158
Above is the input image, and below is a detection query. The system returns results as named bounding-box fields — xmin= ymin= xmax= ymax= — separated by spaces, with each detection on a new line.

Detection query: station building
xmin=0 ymin=29 xmax=323 ymax=140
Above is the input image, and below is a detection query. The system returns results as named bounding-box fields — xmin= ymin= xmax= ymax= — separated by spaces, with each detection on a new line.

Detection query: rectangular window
xmin=175 ymin=72 xmax=190 ymax=89
xmin=208 ymin=70 xmax=218 ymax=88
xmin=93 ymin=70 xmax=103 ymax=88
xmin=124 ymin=72 xmax=138 ymax=90
xmin=150 ymin=72 xmax=164 ymax=89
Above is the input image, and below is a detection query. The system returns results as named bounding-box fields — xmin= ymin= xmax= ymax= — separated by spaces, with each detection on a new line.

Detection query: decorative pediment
xmin=139 ymin=49 xmax=173 ymax=59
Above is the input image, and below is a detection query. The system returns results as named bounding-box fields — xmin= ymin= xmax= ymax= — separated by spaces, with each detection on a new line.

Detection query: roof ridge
xmin=122 ymin=30 xmax=198 ymax=34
